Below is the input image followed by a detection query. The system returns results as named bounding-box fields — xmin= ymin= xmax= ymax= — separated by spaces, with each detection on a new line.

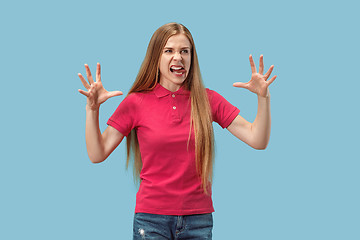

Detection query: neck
xmin=159 ymin=80 xmax=182 ymax=92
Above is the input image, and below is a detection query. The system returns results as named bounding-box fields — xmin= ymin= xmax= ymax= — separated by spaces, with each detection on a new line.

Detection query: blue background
xmin=1 ymin=0 xmax=359 ymax=239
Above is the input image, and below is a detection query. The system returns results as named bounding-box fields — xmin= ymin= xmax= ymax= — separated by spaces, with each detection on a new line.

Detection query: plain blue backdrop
xmin=1 ymin=0 xmax=359 ymax=239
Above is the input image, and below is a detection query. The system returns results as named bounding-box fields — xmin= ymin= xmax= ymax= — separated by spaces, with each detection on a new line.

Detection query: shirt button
xmin=172 ymin=94 xmax=175 ymax=98
xmin=173 ymin=106 xmax=176 ymax=110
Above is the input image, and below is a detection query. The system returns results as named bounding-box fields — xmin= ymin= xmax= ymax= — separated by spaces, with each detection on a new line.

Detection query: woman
xmin=78 ymin=22 xmax=276 ymax=239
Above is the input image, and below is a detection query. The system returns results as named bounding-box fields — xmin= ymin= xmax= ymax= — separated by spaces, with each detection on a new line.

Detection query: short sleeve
xmin=107 ymin=93 xmax=139 ymax=136
xmin=207 ymin=89 xmax=240 ymax=129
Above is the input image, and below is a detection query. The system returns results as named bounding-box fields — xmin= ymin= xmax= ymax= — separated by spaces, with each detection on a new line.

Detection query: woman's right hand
xmin=78 ymin=63 xmax=123 ymax=111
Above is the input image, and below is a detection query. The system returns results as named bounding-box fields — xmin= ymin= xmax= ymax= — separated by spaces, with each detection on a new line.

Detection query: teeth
xmin=171 ymin=66 xmax=183 ymax=70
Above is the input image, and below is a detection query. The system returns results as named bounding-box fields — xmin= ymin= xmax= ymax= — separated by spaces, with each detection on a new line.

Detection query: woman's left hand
xmin=233 ymin=55 xmax=277 ymax=97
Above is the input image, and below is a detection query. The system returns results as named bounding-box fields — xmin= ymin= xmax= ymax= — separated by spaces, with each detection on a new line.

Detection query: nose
xmin=173 ymin=51 xmax=182 ymax=61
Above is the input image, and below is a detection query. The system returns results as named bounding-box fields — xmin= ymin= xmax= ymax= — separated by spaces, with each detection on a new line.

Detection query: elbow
xmin=250 ymin=134 xmax=270 ymax=150
xmin=90 ymin=159 xmax=104 ymax=164
xmin=250 ymin=141 xmax=269 ymax=150
xmin=88 ymin=155 xmax=106 ymax=164
xmin=86 ymin=148 xmax=107 ymax=164
xmin=254 ymin=145 xmax=267 ymax=150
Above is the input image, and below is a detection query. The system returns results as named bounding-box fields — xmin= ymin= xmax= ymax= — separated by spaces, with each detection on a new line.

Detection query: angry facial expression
xmin=158 ymin=34 xmax=192 ymax=92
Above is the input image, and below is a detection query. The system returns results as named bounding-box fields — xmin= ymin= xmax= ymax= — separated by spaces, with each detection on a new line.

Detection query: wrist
xmin=86 ymin=104 xmax=100 ymax=112
xmin=258 ymin=89 xmax=270 ymax=99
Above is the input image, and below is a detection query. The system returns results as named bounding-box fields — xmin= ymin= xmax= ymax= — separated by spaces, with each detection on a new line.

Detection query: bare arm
xmin=85 ymin=110 xmax=124 ymax=163
xmin=227 ymin=55 xmax=276 ymax=150
xmin=78 ymin=63 xmax=124 ymax=163
xmin=227 ymin=94 xmax=271 ymax=149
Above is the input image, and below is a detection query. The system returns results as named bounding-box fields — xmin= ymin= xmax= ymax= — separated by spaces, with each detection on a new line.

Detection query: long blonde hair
xmin=126 ymin=23 xmax=214 ymax=194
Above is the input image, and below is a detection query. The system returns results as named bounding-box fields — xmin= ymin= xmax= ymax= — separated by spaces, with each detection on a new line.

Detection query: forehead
xmin=164 ymin=34 xmax=191 ymax=48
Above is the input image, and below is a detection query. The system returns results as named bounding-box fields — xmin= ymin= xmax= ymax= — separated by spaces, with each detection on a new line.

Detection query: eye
xmin=164 ymin=49 xmax=172 ymax=53
xmin=181 ymin=49 xmax=189 ymax=54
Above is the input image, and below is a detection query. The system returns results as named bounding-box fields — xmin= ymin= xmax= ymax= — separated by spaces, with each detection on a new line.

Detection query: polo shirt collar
xmin=154 ymin=83 xmax=190 ymax=98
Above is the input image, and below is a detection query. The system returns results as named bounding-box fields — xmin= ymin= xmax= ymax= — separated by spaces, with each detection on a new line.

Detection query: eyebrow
xmin=163 ymin=47 xmax=191 ymax=49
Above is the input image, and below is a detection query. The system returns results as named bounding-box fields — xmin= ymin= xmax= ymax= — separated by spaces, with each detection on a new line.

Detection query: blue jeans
xmin=133 ymin=212 xmax=213 ymax=239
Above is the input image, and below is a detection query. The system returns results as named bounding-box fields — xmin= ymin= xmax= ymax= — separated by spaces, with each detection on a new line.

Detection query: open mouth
xmin=170 ymin=66 xmax=185 ymax=72
xmin=170 ymin=66 xmax=186 ymax=76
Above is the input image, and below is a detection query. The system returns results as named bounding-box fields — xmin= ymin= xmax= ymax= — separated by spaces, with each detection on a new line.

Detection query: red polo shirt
xmin=107 ymin=83 xmax=240 ymax=215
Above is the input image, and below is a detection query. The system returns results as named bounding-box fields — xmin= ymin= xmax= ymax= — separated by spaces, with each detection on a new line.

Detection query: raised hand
xmin=78 ymin=63 xmax=123 ymax=110
xmin=233 ymin=55 xmax=277 ymax=97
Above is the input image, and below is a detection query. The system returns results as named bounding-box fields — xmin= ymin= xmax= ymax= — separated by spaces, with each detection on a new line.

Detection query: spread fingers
xmin=78 ymin=89 xmax=89 ymax=97
xmin=84 ymin=64 xmax=95 ymax=84
xmin=78 ymin=73 xmax=90 ymax=89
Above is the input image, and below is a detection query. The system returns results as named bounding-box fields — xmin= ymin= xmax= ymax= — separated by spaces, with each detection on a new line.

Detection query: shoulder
xmin=122 ymin=92 xmax=146 ymax=106
xmin=120 ymin=90 xmax=161 ymax=111
xmin=205 ymin=88 xmax=226 ymax=103
xmin=205 ymin=88 xmax=240 ymax=127
xmin=205 ymin=88 xmax=224 ymax=96
xmin=205 ymin=88 xmax=215 ymax=95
